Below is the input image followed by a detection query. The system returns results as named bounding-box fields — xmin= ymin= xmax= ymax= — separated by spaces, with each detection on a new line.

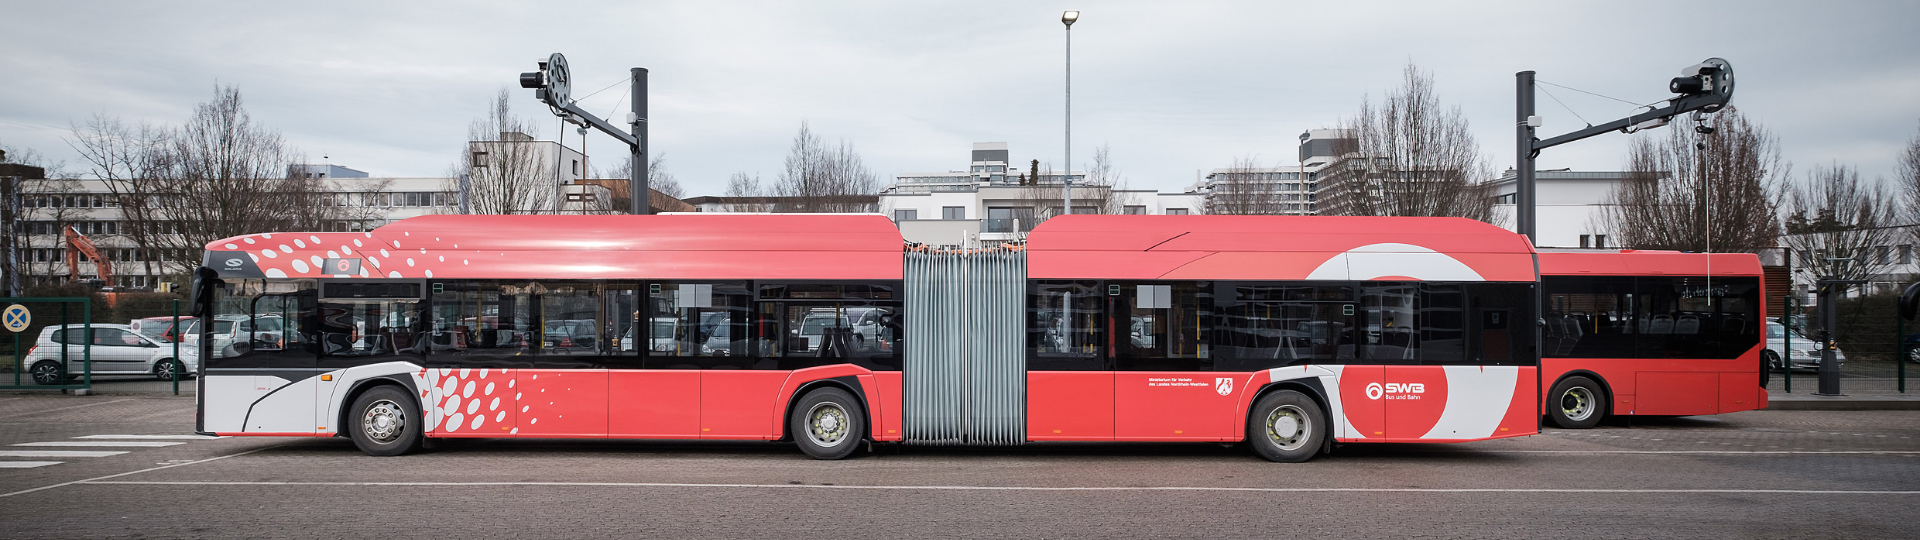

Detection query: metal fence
xmin=1774 ymin=292 xmax=1912 ymax=395
xmin=1 ymin=297 xmax=94 ymax=391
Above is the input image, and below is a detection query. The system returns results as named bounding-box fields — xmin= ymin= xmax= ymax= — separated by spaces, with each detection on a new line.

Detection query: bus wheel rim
xmin=1561 ymin=387 xmax=1595 ymax=421
xmin=361 ymin=400 xmax=406 ymax=443
xmin=807 ymin=402 xmax=848 ymax=447
xmin=1267 ymin=405 xmax=1311 ymax=451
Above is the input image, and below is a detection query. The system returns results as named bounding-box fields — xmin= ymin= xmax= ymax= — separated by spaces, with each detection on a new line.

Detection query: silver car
xmin=1765 ymin=322 xmax=1844 ymax=371
xmin=25 ymin=324 xmax=200 ymax=384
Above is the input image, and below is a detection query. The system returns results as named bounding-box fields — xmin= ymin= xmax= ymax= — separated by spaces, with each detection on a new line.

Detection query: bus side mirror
xmin=189 ymin=267 xmax=223 ymax=318
xmin=1901 ymin=283 xmax=1920 ymax=321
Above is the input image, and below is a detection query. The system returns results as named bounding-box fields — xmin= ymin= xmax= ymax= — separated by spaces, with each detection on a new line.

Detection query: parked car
xmin=209 ymin=315 xmax=287 ymax=357
xmin=129 ymin=316 xmax=197 ymax=343
xmin=1765 ymin=321 xmax=1845 ymax=371
xmin=542 ymin=319 xmax=599 ymax=352
xmin=25 ymin=324 xmax=199 ymax=384
xmin=1903 ymin=332 xmax=1920 ymax=364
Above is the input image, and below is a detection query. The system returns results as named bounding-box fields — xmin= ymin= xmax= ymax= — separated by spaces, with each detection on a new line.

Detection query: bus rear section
xmin=193 ymin=214 xmax=1541 ymax=462
xmin=1538 ymin=251 xmax=1768 ymax=428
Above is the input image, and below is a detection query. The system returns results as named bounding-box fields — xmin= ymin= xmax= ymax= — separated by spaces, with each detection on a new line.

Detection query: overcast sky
xmin=4 ymin=1 xmax=1917 ymax=196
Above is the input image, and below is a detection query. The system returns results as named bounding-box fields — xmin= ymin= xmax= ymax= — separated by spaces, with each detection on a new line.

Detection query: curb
xmin=1766 ymin=396 xmax=1920 ymax=411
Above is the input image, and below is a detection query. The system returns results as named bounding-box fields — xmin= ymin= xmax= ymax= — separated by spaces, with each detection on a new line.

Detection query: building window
xmin=1878 ymin=245 xmax=1893 ymax=266
xmin=1165 ymin=208 xmax=1189 ymax=215
xmin=893 ymin=209 xmax=917 ymax=221
xmin=1579 ymin=235 xmax=1590 ymax=249
xmin=1124 ymin=205 xmax=1147 ymax=215
xmin=471 ymin=151 xmax=488 ymax=168
xmin=571 ymin=159 xmax=580 ymax=176
xmin=1902 ymin=245 xmax=1912 ymax=264
xmin=942 ymin=206 xmax=965 ymax=220
xmin=1595 ymin=235 xmax=1607 ymax=249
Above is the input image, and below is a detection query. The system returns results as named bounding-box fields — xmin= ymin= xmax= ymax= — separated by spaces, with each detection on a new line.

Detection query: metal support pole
xmin=1515 ymin=71 xmax=1537 ymax=245
xmin=171 ymin=299 xmax=180 ymax=396
xmin=1062 ymin=23 xmax=1072 ymax=218
xmin=1816 ymin=278 xmax=1842 ymax=396
xmin=1898 ymin=297 xmax=1906 ymax=394
xmin=630 ymin=67 xmax=650 ymax=215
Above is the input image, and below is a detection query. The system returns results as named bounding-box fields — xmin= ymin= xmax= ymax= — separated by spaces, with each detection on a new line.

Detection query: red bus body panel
xmin=1537 ymin=251 xmax=1768 ymax=417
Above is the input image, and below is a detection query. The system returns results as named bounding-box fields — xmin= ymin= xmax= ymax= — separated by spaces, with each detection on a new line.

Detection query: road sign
xmin=2 ymin=304 xmax=28 ymax=332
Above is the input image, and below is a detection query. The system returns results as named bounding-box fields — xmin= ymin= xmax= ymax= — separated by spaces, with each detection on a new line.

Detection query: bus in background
xmin=1538 ymin=250 xmax=1767 ymax=429
xmin=190 ymin=214 xmax=1541 ymax=462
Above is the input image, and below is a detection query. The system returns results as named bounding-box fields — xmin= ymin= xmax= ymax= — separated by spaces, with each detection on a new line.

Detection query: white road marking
xmin=13 ymin=442 xmax=185 ymax=448
xmin=0 ymin=450 xmax=127 ymax=458
xmin=76 ymin=435 xmax=224 ymax=440
xmin=1485 ymin=450 xmax=1920 ymax=455
xmin=0 ymin=462 xmax=62 ymax=469
xmin=0 ymin=446 xmax=280 ymax=499
xmin=74 ymin=481 xmax=1920 ymax=495
xmin=0 ymin=399 xmax=134 ymax=419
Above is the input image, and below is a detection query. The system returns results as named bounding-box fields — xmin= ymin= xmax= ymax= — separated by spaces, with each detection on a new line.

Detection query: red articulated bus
xmin=191 ymin=214 xmax=1542 ymax=462
xmin=1537 ymin=250 xmax=1768 ymax=428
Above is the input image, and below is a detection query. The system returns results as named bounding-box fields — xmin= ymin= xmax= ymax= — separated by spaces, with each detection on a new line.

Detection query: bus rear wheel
xmin=348 ymin=385 xmax=422 ymax=456
xmin=1547 ymin=376 xmax=1606 ymax=429
xmin=791 ymin=387 xmax=865 ymax=460
xmin=1247 ymin=390 xmax=1327 ymax=463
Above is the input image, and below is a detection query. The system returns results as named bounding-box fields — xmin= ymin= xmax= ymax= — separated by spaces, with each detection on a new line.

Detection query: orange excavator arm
xmin=63 ymin=226 xmax=113 ymax=286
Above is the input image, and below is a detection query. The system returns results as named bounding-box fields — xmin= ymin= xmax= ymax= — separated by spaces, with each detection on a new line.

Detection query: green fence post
xmin=82 ymin=299 xmax=91 ymax=391
xmin=1783 ymin=295 xmax=1793 ymax=394
xmin=171 ymin=299 xmax=181 ymax=396
xmin=11 ymin=330 xmax=18 ymax=387
xmin=1899 ymin=295 xmax=1907 ymax=394
xmin=59 ymin=302 xmax=67 ymax=389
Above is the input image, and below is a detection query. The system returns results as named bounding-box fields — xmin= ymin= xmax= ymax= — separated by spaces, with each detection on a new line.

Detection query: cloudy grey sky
xmin=3 ymin=1 xmax=1917 ymax=196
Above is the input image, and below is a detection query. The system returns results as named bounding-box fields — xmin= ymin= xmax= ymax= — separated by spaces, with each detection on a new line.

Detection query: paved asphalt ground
xmin=1 ymin=379 xmax=1918 ymax=539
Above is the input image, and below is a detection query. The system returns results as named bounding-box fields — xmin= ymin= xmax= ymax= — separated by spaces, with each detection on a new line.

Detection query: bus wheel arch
xmin=787 ymin=383 xmax=868 ymax=460
xmin=1245 ymin=380 xmax=1333 ymax=462
xmin=1547 ymin=372 xmax=1611 ymax=429
xmin=338 ymin=377 xmax=423 ymax=446
xmin=780 ymin=377 xmax=871 ymax=445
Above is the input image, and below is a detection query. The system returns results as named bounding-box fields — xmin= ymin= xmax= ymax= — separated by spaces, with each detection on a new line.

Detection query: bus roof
xmin=1026 ymin=215 xmax=1537 ymax=281
xmin=204 ymin=214 xmax=905 ymax=281
xmin=1538 ymin=250 xmax=1762 ymax=276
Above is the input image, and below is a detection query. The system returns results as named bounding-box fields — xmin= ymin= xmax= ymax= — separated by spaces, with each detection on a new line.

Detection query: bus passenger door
xmin=242 ymin=290 xmax=319 ymax=434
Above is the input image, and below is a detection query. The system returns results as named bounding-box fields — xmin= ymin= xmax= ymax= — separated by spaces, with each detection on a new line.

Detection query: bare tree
xmin=1780 ymin=164 xmax=1900 ymax=284
xmin=68 ymin=85 xmax=378 ymax=279
xmin=723 ymin=172 xmax=773 ymax=212
xmin=1320 ymin=64 xmax=1492 ymax=221
xmin=1598 ymin=107 xmax=1786 ymax=253
xmin=449 ymin=89 xmax=554 ymax=214
xmin=1900 ymin=120 xmax=1920 ymax=242
xmin=1205 ymin=155 xmax=1288 ymax=215
xmin=772 ymin=122 xmax=878 ymax=212
xmin=2 ymin=141 xmax=86 ymax=288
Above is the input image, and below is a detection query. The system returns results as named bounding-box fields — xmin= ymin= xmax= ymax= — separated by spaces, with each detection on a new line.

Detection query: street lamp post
xmin=1062 ymin=10 xmax=1077 ymax=218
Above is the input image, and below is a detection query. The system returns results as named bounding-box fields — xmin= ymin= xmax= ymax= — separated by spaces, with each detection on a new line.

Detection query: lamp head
xmin=1062 ymin=11 xmax=1079 ymax=26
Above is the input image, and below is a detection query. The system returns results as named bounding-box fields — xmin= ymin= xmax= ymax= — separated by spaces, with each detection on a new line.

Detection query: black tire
xmin=29 ymin=360 xmax=65 ymax=385
xmin=347 ymin=385 xmax=422 ymax=456
xmin=1908 ymin=347 xmax=1920 ymax=364
xmin=152 ymin=359 xmax=184 ymax=381
xmin=1247 ymin=390 xmax=1328 ymax=463
xmin=1547 ymin=376 xmax=1607 ymax=429
xmin=1759 ymin=352 xmax=1772 ymax=387
xmin=790 ymin=387 xmax=865 ymax=460
xmin=1763 ymin=350 xmax=1785 ymax=372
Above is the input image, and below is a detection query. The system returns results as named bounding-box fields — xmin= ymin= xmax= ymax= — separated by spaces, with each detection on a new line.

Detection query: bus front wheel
xmin=1547 ymin=376 xmax=1607 ymax=429
xmin=791 ymin=387 xmax=865 ymax=460
xmin=348 ymin=385 xmax=422 ymax=456
xmin=1247 ymin=390 xmax=1327 ymax=463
